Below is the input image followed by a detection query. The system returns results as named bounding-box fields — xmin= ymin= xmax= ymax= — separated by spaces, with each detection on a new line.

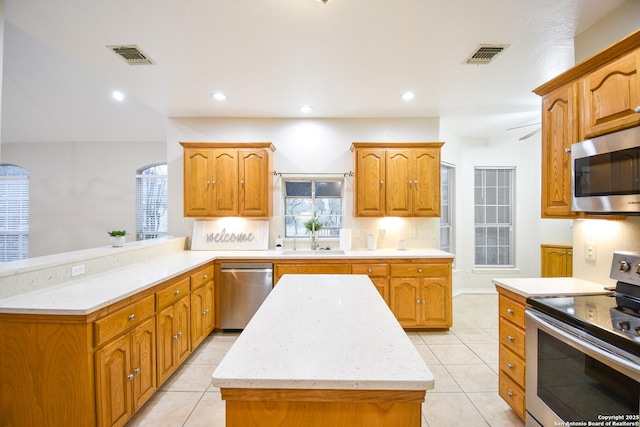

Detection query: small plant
xmin=107 ymin=230 xmax=127 ymax=237
xmin=303 ymin=218 xmax=323 ymax=233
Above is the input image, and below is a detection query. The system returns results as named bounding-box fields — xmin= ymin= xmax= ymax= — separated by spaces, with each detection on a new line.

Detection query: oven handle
xmin=526 ymin=309 xmax=640 ymax=381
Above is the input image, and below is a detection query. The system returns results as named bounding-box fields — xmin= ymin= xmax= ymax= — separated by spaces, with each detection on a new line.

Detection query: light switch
xmin=585 ymin=241 xmax=596 ymax=261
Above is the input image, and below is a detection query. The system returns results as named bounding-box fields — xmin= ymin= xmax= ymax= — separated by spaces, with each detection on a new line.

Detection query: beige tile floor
xmin=126 ymin=293 xmax=525 ymax=427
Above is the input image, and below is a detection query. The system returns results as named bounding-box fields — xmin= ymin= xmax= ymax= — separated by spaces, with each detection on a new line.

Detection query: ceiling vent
xmin=108 ymin=45 xmax=153 ymax=65
xmin=465 ymin=44 xmax=509 ymax=65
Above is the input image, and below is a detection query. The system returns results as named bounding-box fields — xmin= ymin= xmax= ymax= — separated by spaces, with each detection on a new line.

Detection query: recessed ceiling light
xmin=112 ymin=90 xmax=125 ymax=101
xmin=299 ymin=105 xmax=313 ymax=113
xmin=401 ymin=91 xmax=415 ymax=101
xmin=211 ymin=92 xmax=227 ymax=101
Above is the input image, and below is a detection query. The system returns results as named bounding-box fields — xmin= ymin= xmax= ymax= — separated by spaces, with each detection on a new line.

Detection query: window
xmin=284 ymin=179 xmax=343 ymax=238
xmin=440 ymin=163 xmax=455 ymax=255
xmin=0 ymin=165 xmax=29 ymax=261
xmin=474 ymin=167 xmax=514 ymax=267
xmin=136 ymin=164 xmax=168 ymax=240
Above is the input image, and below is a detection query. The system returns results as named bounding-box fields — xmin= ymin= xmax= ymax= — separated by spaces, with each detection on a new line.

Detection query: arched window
xmin=0 ymin=164 xmax=29 ymax=261
xmin=136 ymin=164 xmax=167 ymax=240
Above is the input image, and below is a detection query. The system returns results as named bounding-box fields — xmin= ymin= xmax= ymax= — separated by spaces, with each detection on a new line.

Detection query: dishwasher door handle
xmin=221 ymin=269 xmax=273 ymax=274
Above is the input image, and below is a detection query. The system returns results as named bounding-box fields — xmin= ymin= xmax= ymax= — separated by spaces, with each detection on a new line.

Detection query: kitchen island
xmin=212 ymin=274 xmax=434 ymax=427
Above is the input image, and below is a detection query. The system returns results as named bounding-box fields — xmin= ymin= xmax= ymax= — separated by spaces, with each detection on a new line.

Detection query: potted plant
xmin=303 ymin=218 xmax=323 ymax=234
xmin=107 ymin=230 xmax=127 ymax=247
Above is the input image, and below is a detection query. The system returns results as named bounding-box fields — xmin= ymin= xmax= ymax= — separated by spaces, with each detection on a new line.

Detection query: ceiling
xmin=1 ymin=0 xmax=628 ymax=143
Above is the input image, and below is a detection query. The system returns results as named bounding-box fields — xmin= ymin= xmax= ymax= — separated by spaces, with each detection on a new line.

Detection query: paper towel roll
xmin=339 ymin=229 xmax=352 ymax=251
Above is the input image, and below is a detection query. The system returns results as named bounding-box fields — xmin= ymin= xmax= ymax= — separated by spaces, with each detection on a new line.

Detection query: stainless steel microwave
xmin=571 ymin=126 xmax=640 ymax=214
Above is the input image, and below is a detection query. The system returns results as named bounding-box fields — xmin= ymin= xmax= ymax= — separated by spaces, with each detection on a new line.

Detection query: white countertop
xmin=0 ymin=251 xmax=215 ymax=315
xmin=197 ymin=247 xmax=454 ymax=260
xmin=492 ymin=277 xmax=611 ymax=298
xmin=211 ymin=274 xmax=435 ymax=391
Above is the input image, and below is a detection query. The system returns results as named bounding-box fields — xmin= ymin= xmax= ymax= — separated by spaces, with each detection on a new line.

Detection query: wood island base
xmin=220 ymin=388 xmax=426 ymax=427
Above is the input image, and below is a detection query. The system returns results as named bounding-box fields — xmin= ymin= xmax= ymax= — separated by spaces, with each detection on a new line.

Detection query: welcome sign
xmin=191 ymin=219 xmax=269 ymax=250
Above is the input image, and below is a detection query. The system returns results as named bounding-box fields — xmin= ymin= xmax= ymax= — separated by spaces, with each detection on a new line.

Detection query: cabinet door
xmin=541 ymin=246 xmax=572 ymax=277
xmin=239 ymin=148 xmax=271 ymax=217
xmin=156 ymin=305 xmax=176 ymax=385
xmin=412 ymin=148 xmax=441 ymax=216
xmin=190 ymin=286 xmax=206 ymax=349
xmin=174 ymin=296 xmax=192 ymax=365
xmin=420 ymin=278 xmax=451 ymax=327
xmin=386 ymin=149 xmax=412 ymax=216
xmin=96 ymin=334 xmax=132 ymax=427
xmin=354 ymin=148 xmax=386 ymax=216
xmin=184 ymin=149 xmax=214 ymax=216
xmin=203 ymin=281 xmax=215 ymax=335
xmin=582 ymin=50 xmax=640 ymax=139
xmin=541 ymin=83 xmax=580 ymax=218
xmin=370 ymin=277 xmax=389 ymax=306
xmin=212 ymin=148 xmax=239 ymax=216
xmin=130 ymin=318 xmax=156 ymax=411
xmin=389 ymin=278 xmax=420 ymax=327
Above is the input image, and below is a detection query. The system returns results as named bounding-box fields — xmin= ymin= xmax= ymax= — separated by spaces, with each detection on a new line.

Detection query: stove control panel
xmin=610 ymin=251 xmax=640 ymax=286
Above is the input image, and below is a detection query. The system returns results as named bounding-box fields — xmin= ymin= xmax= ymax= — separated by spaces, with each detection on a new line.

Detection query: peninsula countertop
xmin=211 ymin=274 xmax=435 ymax=391
xmin=492 ymin=277 xmax=610 ymax=298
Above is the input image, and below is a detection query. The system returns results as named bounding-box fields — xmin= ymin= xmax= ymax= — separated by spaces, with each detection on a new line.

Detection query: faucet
xmin=311 ymin=234 xmax=319 ymax=251
xmin=293 ymin=236 xmax=297 ymax=251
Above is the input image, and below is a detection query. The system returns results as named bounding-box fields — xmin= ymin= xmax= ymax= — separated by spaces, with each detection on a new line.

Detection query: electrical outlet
xmin=71 ymin=264 xmax=85 ymax=277
xmin=585 ymin=241 xmax=597 ymax=262
xmin=380 ymin=229 xmax=386 ymax=237
xmin=410 ymin=228 xmax=417 ymax=238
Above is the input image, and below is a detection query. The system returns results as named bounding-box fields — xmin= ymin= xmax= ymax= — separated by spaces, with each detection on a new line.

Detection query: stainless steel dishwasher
xmin=219 ymin=262 xmax=273 ymax=330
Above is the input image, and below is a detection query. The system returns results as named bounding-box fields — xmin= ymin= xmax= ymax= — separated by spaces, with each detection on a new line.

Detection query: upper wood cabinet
xmin=540 ymin=82 xmax=581 ymax=218
xmin=181 ymin=142 xmax=275 ymax=218
xmin=541 ymin=244 xmax=573 ymax=277
xmin=351 ymin=142 xmax=444 ymax=217
xmin=582 ymin=49 xmax=640 ymax=139
xmin=534 ymin=30 xmax=640 ymax=219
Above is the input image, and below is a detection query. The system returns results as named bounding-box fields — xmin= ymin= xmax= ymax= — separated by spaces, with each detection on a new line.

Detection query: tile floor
xmin=126 ymin=293 xmax=525 ymax=427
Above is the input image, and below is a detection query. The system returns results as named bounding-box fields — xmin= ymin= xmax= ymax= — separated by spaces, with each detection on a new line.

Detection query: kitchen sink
xmin=279 ymin=249 xmax=346 ymax=256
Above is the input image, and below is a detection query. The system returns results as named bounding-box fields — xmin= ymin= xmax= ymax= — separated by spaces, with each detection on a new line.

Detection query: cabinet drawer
xmin=94 ymin=294 xmax=155 ymax=346
xmin=351 ymin=264 xmax=388 ymax=277
xmin=499 ymin=318 xmax=526 ymax=358
xmin=499 ymin=294 xmax=525 ymax=328
xmin=499 ymin=344 xmax=526 ymax=387
xmin=156 ymin=277 xmax=191 ymax=310
xmin=390 ymin=263 xmax=449 ymax=278
xmin=499 ymin=372 xmax=525 ymax=420
xmin=190 ymin=264 xmax=214 ymax=289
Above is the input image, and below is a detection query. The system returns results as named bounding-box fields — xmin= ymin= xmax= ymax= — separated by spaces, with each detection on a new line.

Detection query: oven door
xmin=525 ymin=309 xmax=640 ymax=427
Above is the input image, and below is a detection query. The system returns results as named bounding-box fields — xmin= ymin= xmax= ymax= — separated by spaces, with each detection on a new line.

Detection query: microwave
xmin=571 ymin=126 xmax=640 ymax=214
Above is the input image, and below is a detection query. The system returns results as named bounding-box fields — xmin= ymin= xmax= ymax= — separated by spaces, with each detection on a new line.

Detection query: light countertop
xmin=492 ymin=277 xmax=611 ymax=298
xmin=211 ymin=274 xmax=434 ymax=391
xmin=195 ymin=247 xmax=454 ymax=260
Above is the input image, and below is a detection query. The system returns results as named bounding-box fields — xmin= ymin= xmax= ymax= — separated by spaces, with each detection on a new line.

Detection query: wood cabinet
xmin=352 ymin=263 xmax=389 ymax=305
xmin=156 ymin=278 xmax=192 ymax=385
xmin=190 ymin=264 xmax=215 ymax=348
xmin=389 ymin=263 xmax=452 ymax=329
xmin=540 ymin=82 xmax=581 ymax=218
xmin=541 ymin=244 xmax=573 ymax=277
xmin=351 ymin=142 xmax=443 ymax=217
xmin=496 ymin=286 xmax=526 ymax=420
xmin=534 ymin=30 xmax=640 ymax=219
xmin=582 ymin=49 xmax=640 ymax=139
xmin=274 ymin=262 xmax=350 ymax=284
xmin=0 ymin=261 xmax=216 ymax=427
xmin=95 ymin=317 xmax=156 ymax=427
xmin=181 ymin=142 xmax=275 ymax=218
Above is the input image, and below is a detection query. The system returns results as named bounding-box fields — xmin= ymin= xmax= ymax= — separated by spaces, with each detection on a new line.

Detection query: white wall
xmin=1 ymin=140 xmax=165 ymax=256
xmin=166 ymin=117 xmax=442 ymax=251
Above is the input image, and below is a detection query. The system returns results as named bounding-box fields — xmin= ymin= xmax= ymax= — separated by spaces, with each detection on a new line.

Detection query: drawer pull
xmin=416 ymin=299 xmax=420 ymax=304
xmin=507 ymin=363 xmax=514 ymax=370
xmin=203 ymin=274 xmax=208 ymax=279
xmin=174 ymin=290 xmax=180 ymax=295
xmin=128 ymin=314 xmax=136 ymax=321
xmin=173 ymin=335 xmax=178 ymax=340
xmin=134 ymin=368 xmax=141 ymax=374
xmin=506 ymin=308 xmax=514 ymax=314
xmin=367 ymin=268 xmax=372 ymax=273
xmin=202 ymin=309 xmax=209 ymax=315
xmin=127 ymin=374 xmax=134 ymax=381
xmin=506 ymin=391 xmax=513 ymax=398
xmin=507 ymin=335 xmax=514 ymax=342
xmin=418 ymin=268 xmax=423 ymax=273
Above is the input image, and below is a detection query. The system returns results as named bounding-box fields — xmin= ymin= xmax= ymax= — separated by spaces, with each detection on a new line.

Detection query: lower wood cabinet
xmin=496 ymin=286 xmax=527 ymax=420
xmin=0 ymin=262 xmax=215 ymax=427
xmin=95 ymin=317 xmax=156 ymax=427
xmin=351 ymin=263 xmax=389 ymax=305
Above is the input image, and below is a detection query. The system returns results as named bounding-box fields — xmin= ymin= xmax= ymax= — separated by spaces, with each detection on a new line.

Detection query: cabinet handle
xmin=174 ymin=290 xmax=180 ymax=295
xmin=418 ymin=268 xmax=423 ymax=273
xmin=240 ymin=180 xmax=244 ymax=185
xmin=408 ymin=180 xmax=413 ymax=185
xmin=202 ymin=309 xmax=209 ymax=315
xmin=506 ymin=308 xmax=514 ymax=314
xmin=416 ymin=299 xmax=420 ymax=304
xmin=134 ymin=368 xmax=141 ymax=374
xmin=128 ymin=314 xmax=136 ymax=320
xmin=203 ymin=274 xmax=208 ymax=279
xmin=414 ymin=180 xmax=418 ymax=185
xmin=367 ymin=268 xmax=372 ymax=273
xmin=127 ymin=374 xmax=134 ymax=381
xmin=507 ymin=363 xmax=514 ymax=370
xmin=635 ymin=106 xmax=640 ymax=113
xmin=206 ymin=180 xmax=210 ymax=185
xmin=211 ymin=180 xmax=216 ymax=185
xmin=564 ymin=148 xmax=571 ymax=153
xmin=422 ymin=300 xmax=426 ymax=304
xmin=507 ymin=335 xmax=514 ymax=342
xmin=173 ymin=335 xmax=178 ymax=340
xmin=177 ymin=331 xmax=183 ymax=338
xmin=380 ymin=180 xmax=384 ymax=184
xmin=507 ymin=391 xmax=513 ymax=398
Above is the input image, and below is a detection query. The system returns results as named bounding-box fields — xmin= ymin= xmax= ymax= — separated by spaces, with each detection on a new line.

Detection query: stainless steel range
xmin=525 ymin=251 xmax=640 ymax=427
